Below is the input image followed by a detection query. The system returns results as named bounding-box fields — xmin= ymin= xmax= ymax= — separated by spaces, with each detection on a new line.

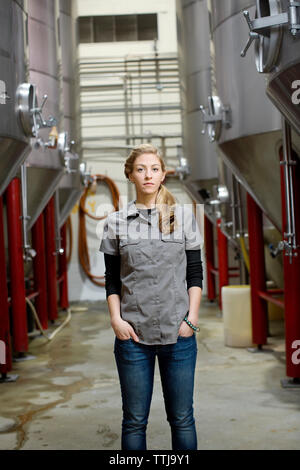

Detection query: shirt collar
xmin=126 ymin=199 xmax=157 ymax=224
xmin=126 ymin=199 xmax=139 ymax=217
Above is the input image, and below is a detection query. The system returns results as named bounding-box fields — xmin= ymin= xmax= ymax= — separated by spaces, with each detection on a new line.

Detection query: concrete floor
xmin=0 ymin=299 xmax=299 ymax=450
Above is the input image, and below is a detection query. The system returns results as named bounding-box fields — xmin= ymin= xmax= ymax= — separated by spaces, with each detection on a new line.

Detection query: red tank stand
xmin=0 ymin=195 xmax=15 ymax=382
xmin=5 ymin=178 xmax=28 ymax=356
xmin=58 ymin=223 xmax=69 ymax=310
xmin=246 ymin=193 xmax=268 ymax=349
xmin=217 ymin=217 xmax=229 ymax=310
xmin=204 ymin=215 xmax=216 ymax=302
xmin=44 ymin=197 xmax=58 ymax=322
xmin=32 ymin=212 xmax=48 ymax=330
xmin=279 ymin=142 xmax=300 ymax=387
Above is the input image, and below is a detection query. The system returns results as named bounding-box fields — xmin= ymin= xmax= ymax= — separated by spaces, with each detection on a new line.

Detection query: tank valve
xmin=241 ymin=3 xmax=300 ymax=66
xmin=31 ymin=92 xmax=57 ymax=137
xmin=269 ymin=240 xmax=299 ymax=260
xmin=23 ymin=247 xmax=37 ymax=262
xmin=200 ymin=96 xmax=231 ymax=142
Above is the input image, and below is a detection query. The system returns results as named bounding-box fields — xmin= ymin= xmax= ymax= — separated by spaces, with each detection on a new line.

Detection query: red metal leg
xmin=279 ymin=147 xmax=300 ymax=379
xmin=59 ymin=223 xmax=69 ymax=310
xmin=32 ymin=212 xmax=48 ymax=330
xmin=44 ymin=197 xmax=58 ymax=321
xmin=217 ymin=217 xmax=228 ymax=310
xmin=0 ymin=196 xmax=12 ymax=374
xmin=204 ymin=215 xmax=216 ymax=301
xmin=246 ymin=193 xmax=268 ymax=346
xmin=6 ymin=178 xmax=28 ymax=353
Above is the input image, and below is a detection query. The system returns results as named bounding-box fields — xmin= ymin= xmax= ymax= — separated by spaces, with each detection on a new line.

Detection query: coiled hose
xmin=78 ymin=174 xmax=120 ymax=286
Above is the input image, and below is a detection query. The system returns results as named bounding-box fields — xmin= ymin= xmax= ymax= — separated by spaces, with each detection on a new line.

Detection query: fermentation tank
xmin=243 ymin=0 xmax=300 ymax=145
xmin=23 ymin=0 xmax=65 ymax=231
xmin=0 ymin=0 xmax=30 ymax=195
xmin=57 ymin=0 xmax=83 ymax=228
xmin=176 ymin=0 xmax=219 ymax=205
xmin=210 ymin=0 xmax=283 ymax=231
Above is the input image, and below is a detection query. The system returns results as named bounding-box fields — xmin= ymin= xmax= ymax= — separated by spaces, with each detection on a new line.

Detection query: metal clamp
xmin=58 ymin=132 xmax=79 ymax=173
xmin=30 ymin=89 xmax=57 ymax=137
xmin=241 ymin=1 xmax=300 ymax=59
xmin=200 ymin=96 xmax=231 ymax=143
xmin=16 ymin=83 xmax=57 ymax=138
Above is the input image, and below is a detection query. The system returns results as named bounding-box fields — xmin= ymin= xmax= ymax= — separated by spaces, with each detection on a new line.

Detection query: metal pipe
xmin=230 ymin=173 xmax=237 ymax=239
xmin=20 ymin=164 xmax=30 ymax=253
xmin=281 ymin=117 xmax=296 ymax=259
xmin=138 ymin=60 xmax=143 ymax=138
xmin=82 ymin=133 xmax=182 ymax=141
xmin=123 ymin=75 xmax=130 ymax=146
xmin=54 ymin=190 xmax=63 ymax=255
xmin=81 ymin=104 xmax=181 ymax=114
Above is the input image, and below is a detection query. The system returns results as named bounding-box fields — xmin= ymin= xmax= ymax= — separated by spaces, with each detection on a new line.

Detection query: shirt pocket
xmin=119 ymin=238 xmax=141 ymax=270
xmin=161 ymin=236 xmax=184 ymax=262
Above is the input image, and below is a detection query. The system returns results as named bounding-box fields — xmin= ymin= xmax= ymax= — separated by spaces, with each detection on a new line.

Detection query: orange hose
xmin=78 ymin=175 xmax=120 ymax=287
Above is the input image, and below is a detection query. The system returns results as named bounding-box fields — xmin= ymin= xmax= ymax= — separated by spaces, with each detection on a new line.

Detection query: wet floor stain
xmin=0 ymin=304 xmax=112 ymax=450
xmin=0 ymin=375 xmax=94 ymax=450
xmin=97 ymin=424 xmax=118 ymax=448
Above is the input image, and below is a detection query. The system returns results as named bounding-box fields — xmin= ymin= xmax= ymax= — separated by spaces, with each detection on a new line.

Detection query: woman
xmin=99 ymin=144 xmax=203 ymax=450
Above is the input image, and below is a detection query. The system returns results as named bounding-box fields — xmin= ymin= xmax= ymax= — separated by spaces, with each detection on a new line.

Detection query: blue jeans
xmin=114 ymin=334 xmax=198 ymax=450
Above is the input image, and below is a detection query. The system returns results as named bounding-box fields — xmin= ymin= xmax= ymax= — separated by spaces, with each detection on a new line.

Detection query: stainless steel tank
xmin=57 ymin=0 xmax=83 ymax=229
xmin=242 ymin=0 xmax=300 ymax=142
xmin=176 ymin=0 xmax=219 ymax=204
xmin=210 ymin=0 xmax=283 ymax=232
xmin=0 ymin=0 xmax=30 ymax=195
xmin=22 ymin=0 xmax=65 ymax=231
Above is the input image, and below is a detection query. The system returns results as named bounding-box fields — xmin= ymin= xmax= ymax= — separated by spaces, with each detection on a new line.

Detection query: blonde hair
xmin=124 ymin=144 xmax=177 ymax=234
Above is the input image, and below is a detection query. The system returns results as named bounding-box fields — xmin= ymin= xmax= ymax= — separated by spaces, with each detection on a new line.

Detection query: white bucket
xmin=222 ymin=285 xmax=254 ymax=348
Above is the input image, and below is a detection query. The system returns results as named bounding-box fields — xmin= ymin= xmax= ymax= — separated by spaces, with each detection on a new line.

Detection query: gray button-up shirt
xmin=99 ymin=199 xmax=203 ymax=345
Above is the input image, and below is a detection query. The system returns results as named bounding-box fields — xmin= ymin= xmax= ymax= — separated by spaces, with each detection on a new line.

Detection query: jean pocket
xmin=116 ymin=336 xmax=131 ymax=342
xmin=177 ymin=334 xmax=194 ymax=340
